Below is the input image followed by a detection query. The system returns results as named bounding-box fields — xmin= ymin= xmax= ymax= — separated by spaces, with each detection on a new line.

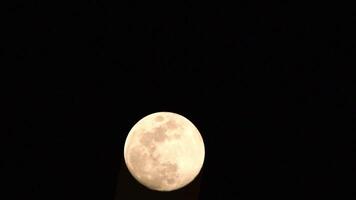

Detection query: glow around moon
xmin=123 ymin=112 xmax=205 ymax=191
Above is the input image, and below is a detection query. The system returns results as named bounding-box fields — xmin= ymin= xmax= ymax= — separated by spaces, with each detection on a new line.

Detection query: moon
xmin=123 ymin=112 xmax=205 ymax=191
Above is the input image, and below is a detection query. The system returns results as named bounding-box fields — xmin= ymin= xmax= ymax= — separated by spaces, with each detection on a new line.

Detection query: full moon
xmin=123 ymin=112 xmax=205 ymax=191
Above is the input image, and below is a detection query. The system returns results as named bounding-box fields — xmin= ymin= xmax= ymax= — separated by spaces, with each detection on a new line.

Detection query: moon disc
xmin=123 ymin=112 xmax=205 ymax=191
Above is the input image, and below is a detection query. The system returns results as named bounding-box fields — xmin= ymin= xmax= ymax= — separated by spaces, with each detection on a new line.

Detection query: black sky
xmin=3 ymin=1 xmax=353 ymax=200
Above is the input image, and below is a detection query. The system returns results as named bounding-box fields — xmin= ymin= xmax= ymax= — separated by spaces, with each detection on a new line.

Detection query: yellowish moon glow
xmin=124 ymin=112 xmax=205 ymax=191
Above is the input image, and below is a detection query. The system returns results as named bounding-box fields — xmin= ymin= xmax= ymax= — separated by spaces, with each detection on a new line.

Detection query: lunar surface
xmin=123 ymin=112 xmax=205 ymax=191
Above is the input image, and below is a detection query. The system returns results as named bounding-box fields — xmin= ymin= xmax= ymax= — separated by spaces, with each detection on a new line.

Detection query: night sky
xmin=3 ymin=1 xmax=353 ymax=200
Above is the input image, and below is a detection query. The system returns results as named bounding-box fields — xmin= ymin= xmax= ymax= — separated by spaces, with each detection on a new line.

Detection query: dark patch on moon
xmin=139 ymin=127 xmax=168 ymax=148
xmin=139 ymin=131 xmax=152 ymax=147
xmin=165 ymin=119 xmax=179 ymax=130
xmin=159 ymin=162 xmax=179 ymax=185
xmin=151 ymin=152 xmax=160 ymax=162
xmin=152 ymin=126 xmax=168 ymax=142
xmin=128 ymin=146 xmax=148 ymax=175
xmin=167 ymin=178 xmax=175 ymax=184
xmin=155 ymin=115 xmax=164 ymax=122
xmin=138 ymin=127 xmax=169 ymax=166
xmin=142 ymin=161 xmax=179 ymax=190
xmin=130 ymin=140 xmax=179 ymax=190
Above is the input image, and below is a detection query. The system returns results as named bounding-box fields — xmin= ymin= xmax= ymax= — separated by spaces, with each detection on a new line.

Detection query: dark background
xmin=2 ymin=1 xmax=353 ymax=200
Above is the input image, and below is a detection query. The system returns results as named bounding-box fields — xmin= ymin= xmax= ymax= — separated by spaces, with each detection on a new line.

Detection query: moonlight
xmin=123 ymin=112 xmax=205 ymax=191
